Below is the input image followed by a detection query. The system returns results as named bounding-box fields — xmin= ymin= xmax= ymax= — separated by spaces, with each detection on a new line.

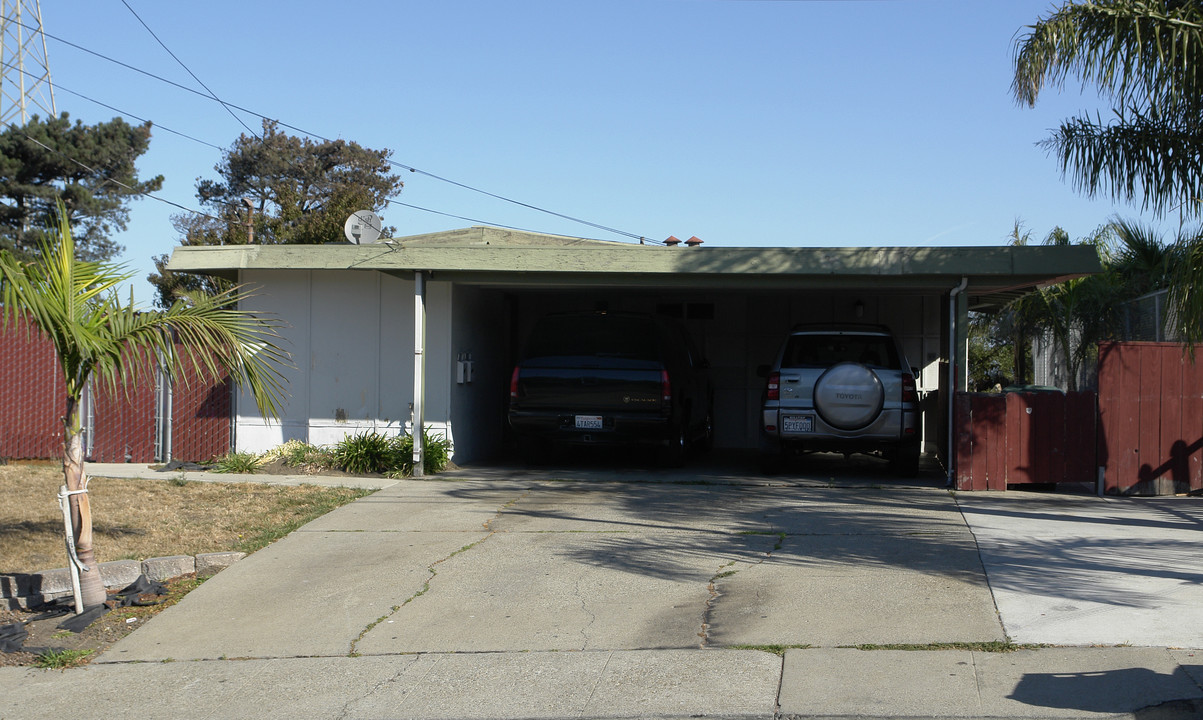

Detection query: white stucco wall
xmin=234 ymin=269 xmax=453 ymax=454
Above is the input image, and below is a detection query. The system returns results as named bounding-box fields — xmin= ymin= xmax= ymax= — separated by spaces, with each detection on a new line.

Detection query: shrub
xmin=263 ymin=439 xmax=335 ymax=469
xmin=212 ymin=451 xmax=263 ymax=474
xmin=386 ymin=427 xmax=453 ymax=477
xmin=333 ymin=431 xmax=397 ymax=475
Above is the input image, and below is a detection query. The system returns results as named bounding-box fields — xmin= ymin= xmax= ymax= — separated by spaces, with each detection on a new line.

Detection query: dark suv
xmin=758 ymin=324 xmax=920 ymax=476
xmin=509 ymin=311 xmax=713 ymax=465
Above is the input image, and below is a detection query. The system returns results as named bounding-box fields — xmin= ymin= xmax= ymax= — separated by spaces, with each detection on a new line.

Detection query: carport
xmin=167 ymin=227 xmax=1100 ymax=476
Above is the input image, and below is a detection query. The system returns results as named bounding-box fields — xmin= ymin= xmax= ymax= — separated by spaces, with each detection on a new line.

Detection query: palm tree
xmin=1013 ymin=0 xmax=1203 ymax=219
xmin=0 ymin=207 xmax=290 ymax=611
xmin=1000 ymin=224 xmax=1121 ymax=390
xmin=1015 ymin=1 xmax=1203 ymax=345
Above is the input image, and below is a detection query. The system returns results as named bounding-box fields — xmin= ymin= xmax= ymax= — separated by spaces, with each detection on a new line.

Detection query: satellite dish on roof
xmin=344 ymin=210 xmax=383 ymax=244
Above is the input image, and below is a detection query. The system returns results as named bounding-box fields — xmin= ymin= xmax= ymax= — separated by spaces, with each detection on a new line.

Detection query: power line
xmin=0 ymin=57 xmax=223 ymax=149
xmin=117 ymin=0 xmax=257 ymax=138
xmin=14 ymin=17 xmax=656 ymax=244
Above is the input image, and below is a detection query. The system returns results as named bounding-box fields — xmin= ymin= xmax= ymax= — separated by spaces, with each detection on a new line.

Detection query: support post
xmin=412 ymin=271 xmax=426 ymax=477
xmin=947 ymin=276 xmax=969 ymax=487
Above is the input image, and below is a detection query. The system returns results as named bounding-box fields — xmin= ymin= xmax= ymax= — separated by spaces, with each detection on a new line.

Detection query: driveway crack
xmin=348 ymin=488 xmax=530 ymax=655
xmin=700 ymin=531 xmax=786 ymax=648
xmin=576 ymin=574 xmax=596 ymax=650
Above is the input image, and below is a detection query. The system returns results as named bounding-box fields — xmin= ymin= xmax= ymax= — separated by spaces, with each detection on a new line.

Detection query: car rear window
xmin=782 ymin=334 xmax=900 ymax=369
xmin=524 ymin=314 xmax=660 ymax=361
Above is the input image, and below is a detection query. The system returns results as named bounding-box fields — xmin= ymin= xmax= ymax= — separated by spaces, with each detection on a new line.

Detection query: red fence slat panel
xmin=1099 ymin=343 xmax=1143 ymax=493
xmin=0 ymin=317 xmax=66 ymax=460
xmin=986 ymin=396 xmax=1008 ymax=490
xmin=88 ymin=348 xmax=158 ymax=463
xmin=954 ymin=393 xmax=981 ymax=491
xmin=1006 ymin=392 xmax=1036 ymax=484
xmin=1136 ymin=349 xmax=1164 ymax=491
xmin=1157 ymin=347 xmax=1185 ymax=495
xmin=1064 ymin=391 xmax=1098 ymax=484
xmin=1 ymin=322 xmax=233 ymax=463
xmin=171 ymin=376 xmax=232 ymax=462
xmin=1097 ymin=342 xmax=1203 ymax=495
xmin=954 ymin=393 xmax=1008 ymax=491
xmin=1182 ymin=353 xmax=1203 ymax=492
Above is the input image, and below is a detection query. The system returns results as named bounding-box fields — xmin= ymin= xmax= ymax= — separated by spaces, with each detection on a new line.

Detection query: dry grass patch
xmin=0 ymin=463 xmax=374 ymax=575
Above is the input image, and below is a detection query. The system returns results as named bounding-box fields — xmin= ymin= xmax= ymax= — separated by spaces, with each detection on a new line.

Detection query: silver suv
xmin=758 ymin=324 xmax=920 ymax=476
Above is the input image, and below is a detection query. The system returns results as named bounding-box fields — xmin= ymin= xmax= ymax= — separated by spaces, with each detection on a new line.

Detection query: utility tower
xmin=1 ymin=0 xmax=55 ymax=125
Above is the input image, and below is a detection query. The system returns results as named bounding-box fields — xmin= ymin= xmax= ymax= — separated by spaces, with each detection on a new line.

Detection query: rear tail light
xmin=766 ymin=372 xmax=780 ymax=401
xmin=661 ymin=370 xmax=672 ymax=404
xmin=510 ymin=366 xmax=520 ymax=400
xmin=901 ymin=372 xmax=917 ymax=402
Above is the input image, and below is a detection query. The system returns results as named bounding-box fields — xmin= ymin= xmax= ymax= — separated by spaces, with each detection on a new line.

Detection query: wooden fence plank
xmin=1065 ymin=391 xmax=1097 ymax=484
xmin=954 ymin=393 xmax=978 ymax=490
xmin=1157 ymin=346 xmax=1185 ymax=495
xmin=985 ymin=395 xmax=1008 ymax=490
xmin=1137 ymin=347 xmax=1163 ymax=493
xmin=1006 ymin=392 xmax=1034 ymax=484
xmin=1182 ymin=352 xmax=1203 ymax=492
xmin=1100 ymin=342 xmax=1142 ymax=493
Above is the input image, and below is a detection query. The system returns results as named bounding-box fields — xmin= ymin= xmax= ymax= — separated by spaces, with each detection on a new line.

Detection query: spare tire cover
xmin=813 ymin=362 xmax=885 ymax=430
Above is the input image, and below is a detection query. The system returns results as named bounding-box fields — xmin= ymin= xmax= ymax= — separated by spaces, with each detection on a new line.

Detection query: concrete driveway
xmin=99 ymin=458 xmax=1005 ymax=663
xmin=955 ymin=491 xmax=1203 ymax=647
xmin=11 ymin=456 xmax=1203 ymax=719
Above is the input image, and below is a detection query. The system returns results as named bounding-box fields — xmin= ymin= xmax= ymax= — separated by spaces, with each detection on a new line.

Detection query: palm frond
xmin=1014 ymin=0 xmax=1203 ymax=110
xmin=1042 ymin=106 xmax=1203 ymax=216
xmin=0 ymin=201 xmax=292 ymax=417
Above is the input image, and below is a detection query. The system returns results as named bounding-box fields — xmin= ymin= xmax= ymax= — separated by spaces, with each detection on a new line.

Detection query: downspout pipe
xmin=947 ymin=276 xmax=969 ymax=488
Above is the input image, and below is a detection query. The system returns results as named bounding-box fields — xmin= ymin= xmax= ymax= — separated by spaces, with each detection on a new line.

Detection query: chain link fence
xmin=1 ymin=317 xmax=232 ymax=463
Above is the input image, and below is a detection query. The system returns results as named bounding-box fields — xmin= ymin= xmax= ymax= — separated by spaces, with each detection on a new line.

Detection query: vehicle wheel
xmin=813 ymin=362 xmax=885 ymax=430
xmin=890 ymin=440 xmax=921 ymax=478
xmin=660 ymin=423 xmax=688 ymax=468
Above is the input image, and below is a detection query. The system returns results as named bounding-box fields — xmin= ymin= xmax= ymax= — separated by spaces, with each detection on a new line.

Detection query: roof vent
xmin=685 ymin=236 xmax=703 ymax=247
xmin=664 ymin=235 xmax=681 ymax=247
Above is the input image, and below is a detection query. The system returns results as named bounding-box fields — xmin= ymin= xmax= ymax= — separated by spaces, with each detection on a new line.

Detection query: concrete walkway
xmin=3 ymin=460 xmax=1202 ymax=719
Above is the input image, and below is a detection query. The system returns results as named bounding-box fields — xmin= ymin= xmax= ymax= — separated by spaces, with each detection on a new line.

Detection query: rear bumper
xmin=509 ymin=410 xmax=674 ymax=447
xmin=761 ymin=406 xmax=918 ymax=451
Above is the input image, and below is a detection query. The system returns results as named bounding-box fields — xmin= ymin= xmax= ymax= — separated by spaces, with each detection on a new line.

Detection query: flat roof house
xmin=167 ymin=227 xmax=1100 ymax=475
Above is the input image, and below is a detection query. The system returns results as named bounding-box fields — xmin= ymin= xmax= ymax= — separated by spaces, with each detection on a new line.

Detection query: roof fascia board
xmin=167 ymin=243 xmax=1101 ymax=284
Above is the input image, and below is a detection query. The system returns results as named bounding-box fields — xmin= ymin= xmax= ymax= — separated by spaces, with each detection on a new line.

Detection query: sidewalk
xmin=2 ymin=463 xmax=1201 ymax=719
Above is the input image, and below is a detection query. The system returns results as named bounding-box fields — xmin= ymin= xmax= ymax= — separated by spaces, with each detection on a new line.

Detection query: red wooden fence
xmin=955 ymin=391 xmax=1098 ymax=491
xmin=1097 ymin=342 xmax=1203 ymax=495
xmin=956 ymin=342 xmax=1203 ymax=495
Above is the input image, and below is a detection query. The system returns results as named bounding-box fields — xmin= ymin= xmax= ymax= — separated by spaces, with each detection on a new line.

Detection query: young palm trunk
xmin=63 ymin=398 xmax=107 ymax=610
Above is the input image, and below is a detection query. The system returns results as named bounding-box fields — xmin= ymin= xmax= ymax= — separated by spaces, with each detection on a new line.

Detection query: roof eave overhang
xmin=166 ymin=240 xmax=1101 ymax=311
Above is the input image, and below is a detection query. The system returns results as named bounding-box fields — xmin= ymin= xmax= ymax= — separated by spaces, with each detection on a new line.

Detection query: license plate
xmin=783 ymin=415 xmax=814 ymax=433
xmin=575 ymin=415 xmax=604 ymax=430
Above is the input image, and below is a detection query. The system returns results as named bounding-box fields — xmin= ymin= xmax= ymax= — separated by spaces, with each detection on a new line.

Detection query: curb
xmin=1 ymin=551 xmax=244 ymax=610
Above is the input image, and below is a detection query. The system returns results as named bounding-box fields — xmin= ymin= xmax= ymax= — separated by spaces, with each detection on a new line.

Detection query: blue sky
xmin=22 ymin=0 xmax=1172 ymax=300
